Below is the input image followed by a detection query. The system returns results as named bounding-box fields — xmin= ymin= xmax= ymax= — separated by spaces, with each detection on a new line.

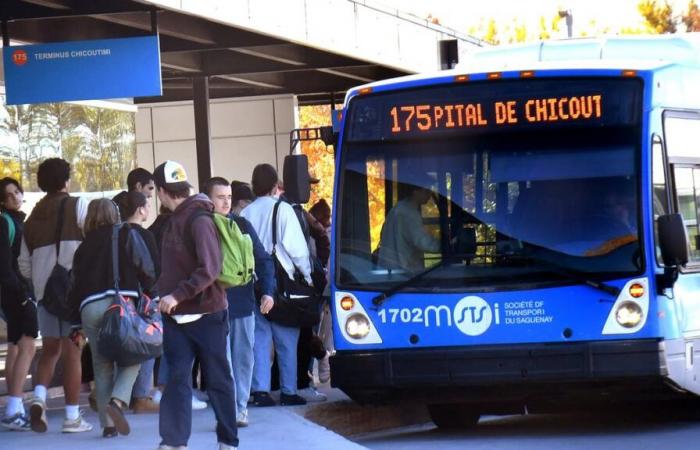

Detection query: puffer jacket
xmin=69 ymin=223 xmax=159 ymax=321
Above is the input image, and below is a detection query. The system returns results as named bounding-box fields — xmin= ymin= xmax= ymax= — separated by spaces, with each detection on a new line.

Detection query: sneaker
xmin=192 ymin=395 xmax=207 ymax=410
xmin=1 ymin=413 xmax=31 ymax=431
xmin=156 ymin=445 xmax=189 ymax=450
xmin=62 ymin=412 xmax=93 ymax=433
xmin=131 ymin=397 xmax=160 ymax=414
xmin=105 ymin=399 xmax=129 ymax=435
xmin=251 ymin=391 xmax=276 ymax=407
xmin=236 ymin=409 xmax=249 ymax=427
xmin=102 ymin=426 xmax=118 ymax=438
xmin=29 ymin=397 xmax=48 ymax=433
xmin=218 ymin=444 xmax=237 ymax=450
xmin=299 ymin=386 xmax=327 ymax=402
xmin=279 ymin=393 xmax=307 ymax=406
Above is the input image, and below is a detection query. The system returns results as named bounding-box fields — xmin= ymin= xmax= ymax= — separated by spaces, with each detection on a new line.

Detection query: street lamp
xmin=558 ymin=9 xmax=573 ymax=38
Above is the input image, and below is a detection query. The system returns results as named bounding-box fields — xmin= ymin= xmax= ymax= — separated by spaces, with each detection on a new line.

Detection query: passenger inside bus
xmin=377 ymin=176 xmax=441 ymax=273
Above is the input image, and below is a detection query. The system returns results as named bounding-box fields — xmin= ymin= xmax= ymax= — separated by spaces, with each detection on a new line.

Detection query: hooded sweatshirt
xmin=156 ymin=194 xmax=225 ymax=315
xmin=19 ymin=192 xmax=88 ymax=301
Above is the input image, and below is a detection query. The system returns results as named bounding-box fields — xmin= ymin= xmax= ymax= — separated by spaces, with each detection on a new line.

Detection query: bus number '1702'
xmin=377 ymin=306 xmax=453 ymax=327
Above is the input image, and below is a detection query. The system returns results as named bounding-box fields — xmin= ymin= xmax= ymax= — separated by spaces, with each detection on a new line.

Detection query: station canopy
xmin=1 ymin=0 xmax=409 ymax=105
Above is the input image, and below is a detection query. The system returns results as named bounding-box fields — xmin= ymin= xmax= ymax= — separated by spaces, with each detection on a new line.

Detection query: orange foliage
xmin=299 ymin=105 xmax=388 ymax=250
xmin=366 ymin=159 xmax=386 ymax=252
xmin=299 ymin=105 xmax=335 ymax=210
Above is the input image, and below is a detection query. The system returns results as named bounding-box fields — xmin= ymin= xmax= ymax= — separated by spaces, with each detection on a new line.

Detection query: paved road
xmin=354 ymin=412 xmax=700 ymax=450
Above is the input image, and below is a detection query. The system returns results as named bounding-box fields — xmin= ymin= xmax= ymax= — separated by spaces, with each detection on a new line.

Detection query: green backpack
xmin=1 ymin=212 xmax=15 ymax=245
xmin=187 ymin=211 xmax=255 ymax=288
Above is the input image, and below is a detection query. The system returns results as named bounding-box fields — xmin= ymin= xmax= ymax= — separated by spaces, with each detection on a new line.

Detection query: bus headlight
xmin=615 ymin=301 xmax=643 ymax=328
xmin=345 ymin=313 xmax=371 ymax=339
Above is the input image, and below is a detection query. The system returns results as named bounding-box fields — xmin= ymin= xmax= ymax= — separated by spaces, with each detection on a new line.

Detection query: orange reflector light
xmin=520 ymin=71 xmax=535 ymax=78
xmin=629 ymin=283 xmax=645 ymax=298
xmin=454 ymin=74 xmax=469 ymax=82
xmin=336 ymin=111 xmax=343 ymax=121
xmin=622 ymin=70 xmax=637 ymax=77
xmin=359 ymin=87 xmax=373 ymax=95
xmin=487 ymin=72 xmax=502 ymax=79
xmin=340 ymin=296 xmax=355 ymax=311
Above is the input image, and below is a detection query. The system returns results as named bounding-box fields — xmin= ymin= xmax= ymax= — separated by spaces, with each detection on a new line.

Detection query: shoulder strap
xmin=1 ymin=213 xmax=15 ymax=245
xmin=184 ymin=209 xmax=212 ymax=255
xmin=231 ymin=215 xmax=248 ymax=235
xmin=111 ymin=224 xmax=121 ymax=292
xmin=54 ymin=196 xmax=69 ymax=258
xmin=272 ymin=199 xmax=283 ymax=255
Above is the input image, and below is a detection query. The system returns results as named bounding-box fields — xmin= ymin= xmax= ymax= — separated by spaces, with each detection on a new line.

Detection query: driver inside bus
xmin=377 ymin=176 xmax=441 ymax=273
xmin=600 ymin=190 xmax=637 ymax=236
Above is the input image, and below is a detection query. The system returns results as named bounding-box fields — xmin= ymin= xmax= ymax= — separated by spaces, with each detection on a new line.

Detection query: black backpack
xmin=41 ymin=197 xmax=77 ymax=322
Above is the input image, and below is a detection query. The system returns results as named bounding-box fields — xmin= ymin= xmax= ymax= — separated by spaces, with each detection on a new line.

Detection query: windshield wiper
xmin=371 ymin=260 xmax=449 ymax=307
xmin=503 ymin=254 xmax=621 ymax=297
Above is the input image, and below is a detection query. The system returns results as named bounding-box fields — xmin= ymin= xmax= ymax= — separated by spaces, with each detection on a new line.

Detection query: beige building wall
xmin=135 ymin=94 xmax=298 ymax=192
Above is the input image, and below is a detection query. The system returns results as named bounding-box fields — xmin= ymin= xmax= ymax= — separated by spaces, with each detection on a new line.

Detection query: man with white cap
xmin=152 ymin=160 xmax=238 ymax=450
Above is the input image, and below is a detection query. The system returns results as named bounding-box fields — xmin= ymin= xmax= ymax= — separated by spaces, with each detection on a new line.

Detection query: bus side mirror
xmin=658 ymin=213 xmax=689 ymax=267
xmin=283 ymin=154 xmax=311 ymax=204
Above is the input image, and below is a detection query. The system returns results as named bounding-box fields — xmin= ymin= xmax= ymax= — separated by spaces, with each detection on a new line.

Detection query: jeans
xmin=159 ymin=311 xmax=238 ymax=448
xmin=157 ymin=355 xmax=169 ymax=387
xmin=132 ymin=358 xmax=155 ymax=398
xmin=81 ymin=298 xmax=140 ymax=428
xmin=228 ymin=313 xmax=255 ymax=414
xmin=252 ymin=308 xmax=299 ymax=395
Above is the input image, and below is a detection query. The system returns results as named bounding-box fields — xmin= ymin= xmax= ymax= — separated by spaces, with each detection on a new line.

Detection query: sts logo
xmin=453 ymin=296 xmax=492 ymax=336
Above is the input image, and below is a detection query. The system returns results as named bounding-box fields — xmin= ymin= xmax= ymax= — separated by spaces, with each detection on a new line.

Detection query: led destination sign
xmin=346 ymin=78 xmax=642 ymax=142
xmin=389 ymin=94 xmax=602 ymax=133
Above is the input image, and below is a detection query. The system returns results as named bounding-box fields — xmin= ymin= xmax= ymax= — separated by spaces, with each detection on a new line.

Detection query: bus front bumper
xmin=330 ymin=339 xmax=666 ymax=390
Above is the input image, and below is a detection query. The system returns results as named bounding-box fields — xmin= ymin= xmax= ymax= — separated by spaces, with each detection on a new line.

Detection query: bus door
xmin=663 ymin=111 xmax=700 ymax=341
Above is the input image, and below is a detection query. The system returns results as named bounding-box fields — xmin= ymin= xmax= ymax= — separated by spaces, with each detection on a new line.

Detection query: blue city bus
xmin=327 ymin=35 xmax=700 ymax=427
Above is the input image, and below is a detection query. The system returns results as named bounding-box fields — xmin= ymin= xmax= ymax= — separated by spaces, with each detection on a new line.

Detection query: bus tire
xmin=428 ymin=403 xmax=480 ymax=429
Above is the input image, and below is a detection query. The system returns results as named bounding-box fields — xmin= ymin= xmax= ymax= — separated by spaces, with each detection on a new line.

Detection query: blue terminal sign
xmin=3 ymin=35 xmax=162 ymax=105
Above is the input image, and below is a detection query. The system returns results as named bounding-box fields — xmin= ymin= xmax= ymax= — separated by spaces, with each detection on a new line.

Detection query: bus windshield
xmin=336 ymin=77 xmax=643 ymax=292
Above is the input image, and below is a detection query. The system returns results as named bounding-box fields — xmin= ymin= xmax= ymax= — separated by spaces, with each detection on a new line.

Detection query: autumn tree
xmin=298 ymin=105 xmax=335 ymax=209
xmin=638 ymin=0 xmax=700 ymax=33
xmin=683 ymin=0 xmax=700 ymax=30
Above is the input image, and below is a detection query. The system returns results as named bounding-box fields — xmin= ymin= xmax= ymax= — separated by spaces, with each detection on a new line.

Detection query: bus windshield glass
xmin=336 ymin=77 xmax=643 ymax=292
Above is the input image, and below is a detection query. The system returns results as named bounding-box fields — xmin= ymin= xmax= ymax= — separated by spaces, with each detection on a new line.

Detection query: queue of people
xmin=0 ymin=157 xmax=332 ymax=450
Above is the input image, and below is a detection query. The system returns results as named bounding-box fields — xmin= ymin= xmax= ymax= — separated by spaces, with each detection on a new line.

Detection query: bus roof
xmin=347 ymin=34 xmax=700 ymax=99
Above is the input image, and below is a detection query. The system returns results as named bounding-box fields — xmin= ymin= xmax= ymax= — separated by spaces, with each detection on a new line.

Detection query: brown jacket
xmin=19 ymin=192 xmax=87 ymax=301
xmin=156 ymin=194 xmax=225 ymax=315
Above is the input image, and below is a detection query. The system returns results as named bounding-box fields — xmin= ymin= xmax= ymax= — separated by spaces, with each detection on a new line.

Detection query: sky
xmin=376 ymin=0 xmax=691 ymax=40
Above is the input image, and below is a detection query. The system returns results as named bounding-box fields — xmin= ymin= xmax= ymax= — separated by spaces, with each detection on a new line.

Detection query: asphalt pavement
xmin=354 ymin=412 xmax=700 ymax=450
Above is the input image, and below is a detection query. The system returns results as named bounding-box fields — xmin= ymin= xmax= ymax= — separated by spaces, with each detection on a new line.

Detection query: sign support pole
xmin=193 ymin=76 xmax=212 ymax=185
xmin=2 ymin=20 xmax=9 ymax=47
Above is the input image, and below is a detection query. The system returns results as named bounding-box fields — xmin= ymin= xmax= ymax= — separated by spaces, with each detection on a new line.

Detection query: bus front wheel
xmin=428 ymin=403 xmax=480 ymax=429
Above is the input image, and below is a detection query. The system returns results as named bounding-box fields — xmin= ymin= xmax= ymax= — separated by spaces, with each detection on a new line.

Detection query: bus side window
xmin=652 ymin=135 xmax=670 ymax=265
xmin=665 ymin=114 xmax=700 ymax=265
xmin=671 ymin=166 xmax=700 ymax=263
